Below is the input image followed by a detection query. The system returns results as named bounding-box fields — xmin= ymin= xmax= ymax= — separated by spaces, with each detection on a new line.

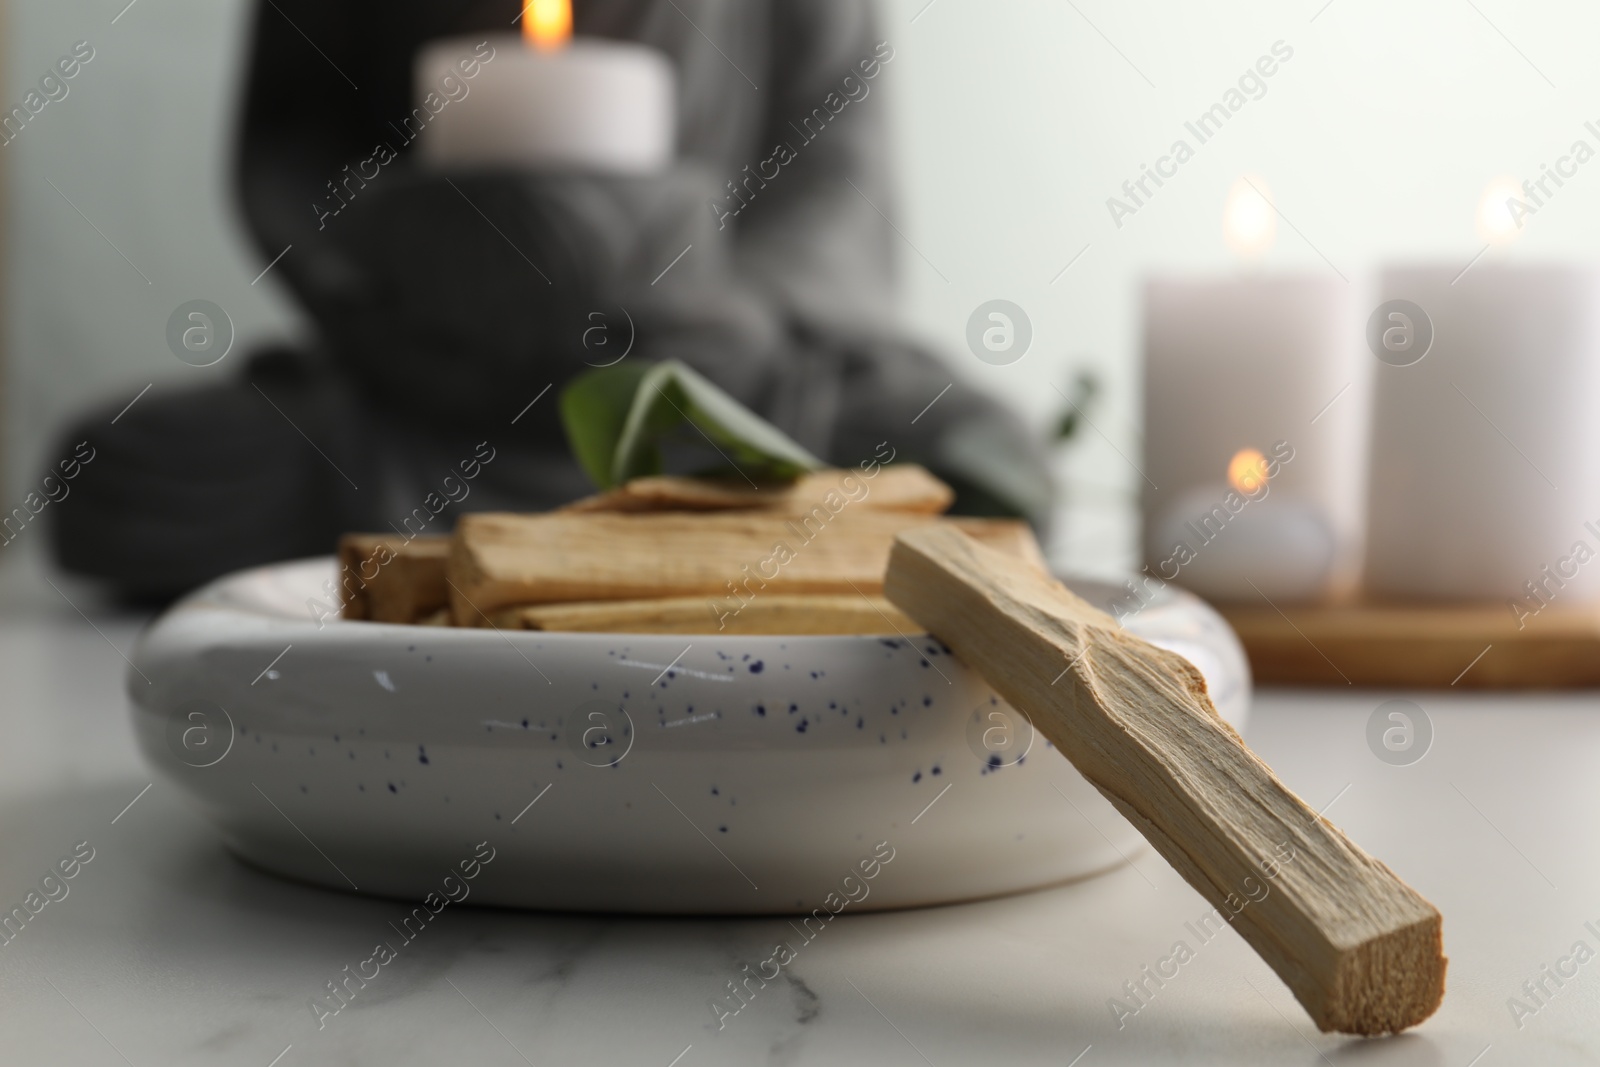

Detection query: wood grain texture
xmin=337 ymin=534 xmax=450 ymax=623
xmin=1220 ymin=601 xmax=1600 ymax=688
xmin=344 ymin=468 xmax=957 ymax=626
xmin=562 ymin=464 xmax=953 ymax=515
xmin=884 ymin=526 xmax=1446 ymax=1035
xmin=448 ymin=512 xmax=1044 ymax=625
xmin=489 ymin=594 xmax=916 ymax=634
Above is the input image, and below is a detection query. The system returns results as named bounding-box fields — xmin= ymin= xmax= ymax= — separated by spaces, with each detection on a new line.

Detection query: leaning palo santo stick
xmin=884 ymin=527 xmax=1445 ymax=1036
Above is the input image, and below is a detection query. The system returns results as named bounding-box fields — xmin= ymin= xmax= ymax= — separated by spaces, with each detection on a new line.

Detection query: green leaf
xmin=937 ymin=418 xmax=1055 ymax=521
xmin=559 ymin=362 xmax=652 ymax=488
xmin=1054 ymin=369 xmax=1101 ymax=442
xmin=561 ymin=360 xmax=824 ymax=489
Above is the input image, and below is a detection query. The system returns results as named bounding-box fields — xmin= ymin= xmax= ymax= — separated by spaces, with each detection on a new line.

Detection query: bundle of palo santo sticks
xmin=336 ymin=464 xmax=1045 ymax=634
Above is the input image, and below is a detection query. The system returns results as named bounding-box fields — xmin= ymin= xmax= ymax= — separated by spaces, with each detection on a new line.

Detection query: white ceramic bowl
xmin=128 ymin=559 xmax=1249 ymax=913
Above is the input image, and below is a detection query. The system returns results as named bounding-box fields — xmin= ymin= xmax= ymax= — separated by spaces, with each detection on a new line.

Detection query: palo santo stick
xmin=884 ymin=527 xmax=1446 ymax=1035
xmin=448 ymin=512 xmax=1042 ymax=625
xmin=337 ymin=534 xmax=451 ymax=623
xmin=561 ymin=464 xmax=954 ymax=515
xmin=490 ymin=594 xmax=917 ymax=634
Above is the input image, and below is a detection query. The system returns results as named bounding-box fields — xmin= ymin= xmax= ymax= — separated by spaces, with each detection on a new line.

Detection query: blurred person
xmin=48 ymin=0 xmax=1052 ymax=601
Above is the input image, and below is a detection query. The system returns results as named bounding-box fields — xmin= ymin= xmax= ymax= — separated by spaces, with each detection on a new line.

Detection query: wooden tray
xmin=1218 ymin=601 xmax=1600 ymax=689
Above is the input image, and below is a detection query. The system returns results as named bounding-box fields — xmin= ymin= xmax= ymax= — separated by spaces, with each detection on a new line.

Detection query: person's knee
xmin=47 ymin=372 xmax=340 ymax=600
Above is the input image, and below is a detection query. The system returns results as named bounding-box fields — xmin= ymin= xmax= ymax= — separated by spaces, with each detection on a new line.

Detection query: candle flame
xmin=522 ymin=0 xmax=572 ymax=50
xmin=1223 ymin=175 xmax=1277 ymax=258
xmin=1477 ymin=176 xmax=1525 ymax=245
xmin=1228 ymin=448 xmax=1270 ymax=495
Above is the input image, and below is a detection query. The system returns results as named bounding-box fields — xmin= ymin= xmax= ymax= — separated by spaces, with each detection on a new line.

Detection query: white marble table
xmin=3 ymin=574 xmax=1599 ymax=1066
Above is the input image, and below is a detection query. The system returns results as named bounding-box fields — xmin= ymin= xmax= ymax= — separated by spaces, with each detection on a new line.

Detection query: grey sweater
xmin=49 ymin=0 xmax=1053 ymax=598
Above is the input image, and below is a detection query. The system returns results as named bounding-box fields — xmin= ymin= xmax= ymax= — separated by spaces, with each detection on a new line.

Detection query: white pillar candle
xmin=1142 ymin=274 xmax=1367 ymax=604
xmin=1365 ymin=264 xmax=1600 ymax=603
xmin=414 ymin=33 xmax=675 ymax=174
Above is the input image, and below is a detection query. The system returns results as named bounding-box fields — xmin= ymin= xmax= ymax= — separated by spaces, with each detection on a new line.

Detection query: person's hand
xmin=312 ymin=172 xmax=602 ymax=432
xmin=308 ymin=167 xmax=780 ymax=433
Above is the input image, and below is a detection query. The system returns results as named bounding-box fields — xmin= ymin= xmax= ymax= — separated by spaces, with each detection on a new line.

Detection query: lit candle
xmin=1365 ymin=257 xmax=1600 ymax=602
xmin=415 ymin=0 xmax=676 ymax=174
xmin=1148 ymin=447 xmax=1337 ymax=603
xmin=1141 ymin=176 xmax=1367 ymax=604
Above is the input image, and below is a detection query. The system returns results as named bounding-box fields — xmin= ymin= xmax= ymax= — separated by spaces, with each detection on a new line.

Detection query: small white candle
xmin=415 ymin=3 xmax=674 ymax=175
xmin=1143 ymin=271 xmax=1366 ymax=604
xmin=1365 ymin=263 xmax=1600 ymax=602
xmin=1150 ymin=459 xmax=1337 ymax=604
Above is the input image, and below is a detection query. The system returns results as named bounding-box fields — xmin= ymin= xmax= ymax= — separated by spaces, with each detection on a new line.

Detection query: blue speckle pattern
xmin=224 ymin=634 xmax=1053 ymax=847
